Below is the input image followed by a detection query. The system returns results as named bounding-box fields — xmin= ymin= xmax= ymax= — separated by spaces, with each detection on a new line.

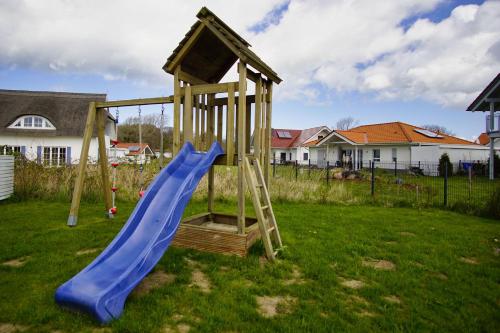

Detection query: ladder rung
xmin=261 ymin=205 xmax=269 ymax=210
xmin=268 ymin=226 xmax=275 ymax=233
xmin=256 ymin=184 xmax=263 ymax=188
xmin=273 ymin=250 xmax=278 ymax=257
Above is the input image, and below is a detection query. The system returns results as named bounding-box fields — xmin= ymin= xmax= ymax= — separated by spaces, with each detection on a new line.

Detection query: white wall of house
xmin=271 ymin=148 xmax=296 ymax=163
xmin=0 ymin=135 xmax=110 ymax=164
xmin=411 ymin=144 xmax=490 ymax=163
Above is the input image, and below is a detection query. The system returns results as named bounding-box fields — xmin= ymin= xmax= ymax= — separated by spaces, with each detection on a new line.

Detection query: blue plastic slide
xmin=55 ymin=142 xmax=223 ymax=323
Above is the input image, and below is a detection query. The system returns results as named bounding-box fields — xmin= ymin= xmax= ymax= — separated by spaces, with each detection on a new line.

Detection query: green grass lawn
xmin=0 ymin=199 xmax=499 ymax=332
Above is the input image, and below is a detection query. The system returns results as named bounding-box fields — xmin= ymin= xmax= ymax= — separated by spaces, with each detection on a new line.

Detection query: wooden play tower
xmin=68 ymin=7 xmax=283 ymax=260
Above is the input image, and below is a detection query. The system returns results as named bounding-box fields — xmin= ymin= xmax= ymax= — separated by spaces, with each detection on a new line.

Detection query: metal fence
xmin=271 ymin=159 xmax=500 ymax=212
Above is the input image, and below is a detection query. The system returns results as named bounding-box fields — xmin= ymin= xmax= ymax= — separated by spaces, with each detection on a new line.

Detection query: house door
xmin=357 ymin=149 xmax=363 ymax=169
xmin=280 ymin=152 xmax=286 ymax=164
xmin=316 ymin=149 xmax=326 ymax=168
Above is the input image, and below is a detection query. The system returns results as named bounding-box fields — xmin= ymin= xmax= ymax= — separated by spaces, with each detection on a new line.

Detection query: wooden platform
xmin=171 ymin=213 xmax=261 ymax=257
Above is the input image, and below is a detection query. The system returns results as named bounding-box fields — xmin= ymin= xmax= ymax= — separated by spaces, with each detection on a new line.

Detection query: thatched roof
xmin=0 ymin=89 xmax=108 ymax=137
xmin=163 ymin=7 xmax=282 ymax=84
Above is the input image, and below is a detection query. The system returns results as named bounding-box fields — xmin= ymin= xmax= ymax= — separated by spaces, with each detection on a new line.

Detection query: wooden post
xmin=207 ymin=94 xmax=215 ymax=212
xmin=194 ymin=95 xmax=200 ymax=150
xmin=246 ymin=102 xmax=251 ymax=154
xmin=173 ymin=67 xmax=181 ymax=155
xmin=237 ymin=61 xmax=247 ymax=234
xmin=184 ymin=85 xmax=193 ymax=144
xmin=67 ymin=102 xmax=97 ymax=226
xmin=254 ymin=78 xmax=262 ymax=160
xmin=97 ymin=108 xmax=112 ymax=216
xmin=264 ymin=81 xmax=273 ymax=188
xmin=217 ymin=105 xmax=223 ymax=147
xmin=201 ymin=94 xmax=206 ymax=150
xmin=226 ymin=84 xmax=235 ymax=165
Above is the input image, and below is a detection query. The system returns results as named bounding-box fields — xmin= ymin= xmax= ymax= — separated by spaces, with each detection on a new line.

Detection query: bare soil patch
xmin=362 ymin=258 xmax=396 ymax=271
xmin=132 ymin=270 xmax=176 ymax=297
xmin=76 ymin=248 xmax=99 ymax=256
xmin=190 ymin=269 xmax=211 ymax=293
xmin=347 ymin=295 xmax=369 ymax=306
xmin=385 ymin=241 xmax=398 ymax=245
xmin=460 ymin=257 xmax=479 ymax=265
xmin=162 ymin=323 xmax=191 ymax=333
xmin=0 ymin=323 xmax=29 ymax=333
xmin=283 ymin=265 xmax=306 ymax=285
xmin=383 ymin=295 xmax=401 ymax=304
xmin=2 ymin=256 xmax=30 ymax=268
xmin=339 ymin=278 xmax=365 ymax=289
xmin=256 ymin=295 xmax=297 ymax=318
xmin=400 ymin=232 xmax=415 ymax=237
xmin=357 ymin=310 xmax=377 ymax=317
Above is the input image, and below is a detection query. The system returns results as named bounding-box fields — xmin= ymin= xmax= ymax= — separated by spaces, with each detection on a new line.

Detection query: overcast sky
xmin=1 ymin=0 xmax=499 ymax=140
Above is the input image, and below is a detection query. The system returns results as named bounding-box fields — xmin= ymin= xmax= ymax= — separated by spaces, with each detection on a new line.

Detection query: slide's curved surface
xmin=55 ymin=142 xmax=224 ymax=323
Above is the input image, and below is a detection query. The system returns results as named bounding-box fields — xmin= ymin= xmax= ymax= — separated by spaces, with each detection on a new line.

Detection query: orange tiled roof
xmin=476 ymin=133 xmax=490 ymax=145
xmin=334 ymin=122 xmax=475 ymax=145
xmin=115 ymin=143 xmax=150 ymax=156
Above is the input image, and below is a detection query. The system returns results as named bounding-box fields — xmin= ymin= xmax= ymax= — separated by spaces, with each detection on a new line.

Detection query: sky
xmin=1 ymin=0 xmax=499 ymax=141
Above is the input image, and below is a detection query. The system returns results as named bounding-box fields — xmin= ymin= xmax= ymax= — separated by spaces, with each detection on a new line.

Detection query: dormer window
xmin=8 ymin=115 xmax=55 ymax=130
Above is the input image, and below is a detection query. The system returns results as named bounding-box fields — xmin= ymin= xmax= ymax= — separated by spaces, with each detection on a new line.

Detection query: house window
xmin=8 ymin=115 xmax=55 ymax=130
xmin=0 ymin=146 xmax=20 ymax=155
xmin=303 ymin=152 xmax=309 ymax=161
xmin=42 ymin=147 xmax=66 ymax=166
xmin=280 ymin=152 xmax=286 ymax=162
xmin=373 ymin=149 xmax=380 ymax=162
xmin=392 ymin=148 xmax=397 ymax=162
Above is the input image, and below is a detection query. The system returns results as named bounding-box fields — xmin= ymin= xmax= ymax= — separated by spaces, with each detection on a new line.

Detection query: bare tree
xmin=124 ymin=114 xmax=169 ymax=129
xmin=335 ymin=117 xmax=358 ymax=130
xmin=421 ymin=124 xmax=455 ymax=136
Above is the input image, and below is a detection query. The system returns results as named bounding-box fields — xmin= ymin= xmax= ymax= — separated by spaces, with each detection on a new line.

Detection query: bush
xmin=438 ymin=153 xmax=453 ymax=177
xmin=495 ymin=153 xmax=500 ymax=177
xmin=484 ymin=186 xmax=500 ymax=219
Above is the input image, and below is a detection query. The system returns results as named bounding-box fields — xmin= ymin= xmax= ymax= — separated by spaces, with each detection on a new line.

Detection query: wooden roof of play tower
xmin=163 ymin=7 xmax=282 ymax=84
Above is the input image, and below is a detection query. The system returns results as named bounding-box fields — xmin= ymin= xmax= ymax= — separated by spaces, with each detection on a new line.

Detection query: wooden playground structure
xmin=67 ymin=7 xmax=283 ymax=260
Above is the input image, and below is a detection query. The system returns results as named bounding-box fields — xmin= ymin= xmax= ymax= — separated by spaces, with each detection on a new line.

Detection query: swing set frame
xmin=68 ymin=7 xmax=282 ymax=258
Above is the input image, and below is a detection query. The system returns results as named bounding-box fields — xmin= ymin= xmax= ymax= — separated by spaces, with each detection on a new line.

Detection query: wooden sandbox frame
xmin=67 ymin=7 xmax=282 ymax=259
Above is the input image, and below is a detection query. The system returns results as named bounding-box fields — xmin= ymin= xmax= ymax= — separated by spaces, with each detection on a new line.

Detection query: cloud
xmin=0 ymin=0 xmax=499 ymax=109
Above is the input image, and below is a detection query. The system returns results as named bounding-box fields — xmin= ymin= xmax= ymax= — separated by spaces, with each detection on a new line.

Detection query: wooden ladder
xmin=244 ymin=157 xmax=283 ymax=261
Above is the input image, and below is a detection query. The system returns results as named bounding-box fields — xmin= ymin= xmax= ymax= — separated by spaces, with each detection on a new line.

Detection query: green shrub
xmin=485 ymin=186 xmax=500 ymax=219
xmin=438 ymin=153 xmax=453 ymax=177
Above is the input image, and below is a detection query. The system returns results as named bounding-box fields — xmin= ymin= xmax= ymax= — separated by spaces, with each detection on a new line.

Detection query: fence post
xmin=371 ymin=160 xmax=375 ymax=196
xmin=444 ymin=161 xmax=448 ymax=206
xmin=295 ymin=160 xmax=298 ymax=181
xmin=394 ymin=160 xmax=397 ymax=177
xmin=273 ymin=155 xmax=276 ymax=178
xmin=308 ymin=158 xmax=311 ymax=178
xmin=326 ymin=161 xmax=330 ymax=186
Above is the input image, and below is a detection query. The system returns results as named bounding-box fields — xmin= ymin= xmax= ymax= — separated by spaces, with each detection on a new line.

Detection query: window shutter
xmin=66 ymin=147 xmax=72 ymax=165
xmin=37 ymin=146 xmax=42 ymax=164
xmin=21 ymin=146 xmax=26 ymax=156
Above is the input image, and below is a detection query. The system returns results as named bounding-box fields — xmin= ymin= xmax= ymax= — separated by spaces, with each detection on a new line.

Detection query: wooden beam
xmin=239 ymin=66 xmax=261 ymax=83
xmin=246 ymin=102 xmax=251 ymax=153
xmin=237 ymin=61 xmax=247 ymax=234
xmin=226 ymin=84 xmax=235 ymax=165
xmin=96 ymin=108 xmax=112 ymax=215
xmin=264 ymin=81 xmax=273 ymax=188
xmin=201 ymin=94 xmax=206 ymax=150
xmin=194 ymin=95 xmax=200 ymax=150
xmin=181 ymin=82 xmax=239 ymax=95
xmin=216 ymin=105 xmax=223 ymax=146
xmin=207 ymin=94 xmax=215 ymax=212
xmin=213 ymin=95 xmax=255 ymax=107
xmin=183 ymin=85 xmax=193 ymax=144
xmin=254 ymin=78 xmax=262 ymax=160
xmin=173 ymin=67 xmax=181 ymax=156
xmin=178 ymin=70 xmax=208 ymax=85
xmin=67 ymin=102 xmax=97 ymax=226
xmin=95 ymin=96 xmax=173 ymax=109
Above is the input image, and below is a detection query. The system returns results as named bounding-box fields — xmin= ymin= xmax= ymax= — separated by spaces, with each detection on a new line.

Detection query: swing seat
xmin=111 ymin=162 xmax=119 ymax=168
xmin=111 ymin=187 xmax=118 ymax=192
xmin=111 ymin=139 xmax=119 ymax=146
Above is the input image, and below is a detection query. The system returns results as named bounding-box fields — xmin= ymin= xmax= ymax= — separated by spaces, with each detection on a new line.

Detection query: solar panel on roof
xmin=414 ymin=129 xmax=443 ymax=138
xmin=128 ymin=146 xmax=141 ymax=151
xmin=277 ymin=130 xmax=292 ymax=138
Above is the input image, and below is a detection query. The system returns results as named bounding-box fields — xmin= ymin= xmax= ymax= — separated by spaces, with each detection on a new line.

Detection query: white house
xmin=271 ymin=126 xmax=330 ymax=165
xmin=312 ymin=121 xmax=489 ymax=170
xmin=0 ymin=89 xmax=116 ymax=165
xmin=114 ymin=142 xmax=155 ymax=163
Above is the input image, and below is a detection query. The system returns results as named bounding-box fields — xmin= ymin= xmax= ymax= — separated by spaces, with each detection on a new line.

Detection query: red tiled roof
xmin=476 ymin=133 xmax=490 ymax=145
xmin=272 ymin=126 xmax=328 ymax=148
xmin=332 ymin=122 xmax=475 ymax=145
xmin=115 ymin=142 xmax=150 ymax=156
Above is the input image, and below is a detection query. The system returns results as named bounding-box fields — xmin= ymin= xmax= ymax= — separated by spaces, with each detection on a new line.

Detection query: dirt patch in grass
xmin=0 ymin=323 xmax=29 ymax=333
xmin=385 ymin=241 xmax=398 ymax=245
xmin=347 ymin=295 xmax=369 ymax=306
xmin=430 ymin=272 xmax=448 ymax=280
xmin=76 ymin=248 xmax=100 ymax=256
xmin=460 ymin=257 xmax=479 ymax=265
xmin=400 ymin=232 xmax=415 ymax=237
xmin=91 ymin=328 xmax=112 ymax=333
xmin=190 ymin=269 xmax=211 ymax=293
xmin=2 ymin=257 xmax=30 ymax=268
xmin=132 ymin=270 xmax=176 ymax=297
xmin=383 ymin=295 xmax=401 ymax=304
xmin=162 ymin=323 xmax=191 ymax=333
xmin=283 ymin=265 xmax=306 ymax=285
xmin=256 ymin=296 xmax=297 ymax=318
xmin=362 ymin=258 xmax=396 ymax=271
xmin=339 ymin=278 xmax=365 ymax=289
xmin=356 ymin=310 xmax=377 ymax=317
